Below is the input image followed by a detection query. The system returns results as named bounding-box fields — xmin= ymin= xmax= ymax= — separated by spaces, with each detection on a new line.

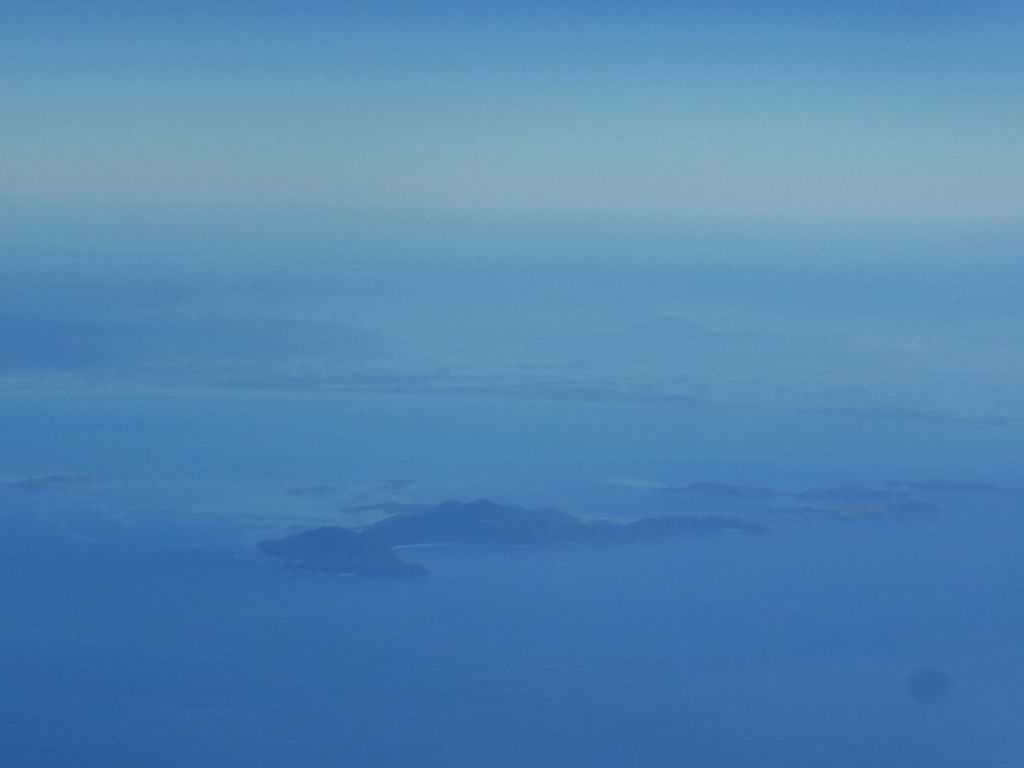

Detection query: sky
xmin=2 ymin=0 xmax=1023 ymax=225
xmin=2 ymin=1 xmax=1023 ymax=421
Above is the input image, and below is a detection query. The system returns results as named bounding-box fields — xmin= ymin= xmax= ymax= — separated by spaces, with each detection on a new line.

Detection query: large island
xmin=260 ymin=498 xmax=766 ymax=578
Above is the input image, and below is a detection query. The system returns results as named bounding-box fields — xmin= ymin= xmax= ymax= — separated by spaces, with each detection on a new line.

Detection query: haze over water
xmin=3 ymin=2 xmax=1023 ymax=766
xmin=2 ymin=390 xmax=1023 ymax=766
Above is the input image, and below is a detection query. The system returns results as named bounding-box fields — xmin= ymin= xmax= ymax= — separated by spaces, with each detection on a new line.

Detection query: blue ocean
xmin=1 ymin=389 xmax=1022 ymax=767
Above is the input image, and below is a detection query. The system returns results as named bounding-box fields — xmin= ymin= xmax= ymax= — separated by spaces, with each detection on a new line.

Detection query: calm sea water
xmin=1 ymin=389 xmax=1022 ymax=766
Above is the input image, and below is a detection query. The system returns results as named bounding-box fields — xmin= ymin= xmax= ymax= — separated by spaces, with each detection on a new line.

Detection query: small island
xmin=260 ymin=498 xmax=767 ymax=578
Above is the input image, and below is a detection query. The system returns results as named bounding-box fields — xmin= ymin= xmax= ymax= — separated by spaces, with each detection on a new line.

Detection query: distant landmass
xmin=285 ymin=484 xmax=349 ymax=499
xmin=1 ymin=474 xmax=92 ymax=491
xmin=770 ymin=497 xmax=938 ymax=520
xmin=339 ymin=501 xmax=439 ymax=517
xmin=650 ymin=479 xmax=953 ymax=524
xmin=891 ymin=480 xmax=1024 ymax=497
xmin=657 ymin=481 xmax=930 ymax=506
xmin=286 ymin=478 xmax=415 ymax=500
xmin=656 ymin=482 xmax=784 ymax=500
xmin=798 ymin=487 xmax=901 ymax=505
xmin=260 ymin=499 xmax=767 ymax=578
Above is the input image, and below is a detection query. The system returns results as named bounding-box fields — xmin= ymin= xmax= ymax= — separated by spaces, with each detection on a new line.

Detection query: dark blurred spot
xmin=907 ymin=667 xmax=952 ymax=704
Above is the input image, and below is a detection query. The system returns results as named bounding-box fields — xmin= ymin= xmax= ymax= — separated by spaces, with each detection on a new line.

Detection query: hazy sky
xmin=2 ymin=2 xmax=1023 ymax=421
xmin=3 ymin=0 xmax=1023 ymax=225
